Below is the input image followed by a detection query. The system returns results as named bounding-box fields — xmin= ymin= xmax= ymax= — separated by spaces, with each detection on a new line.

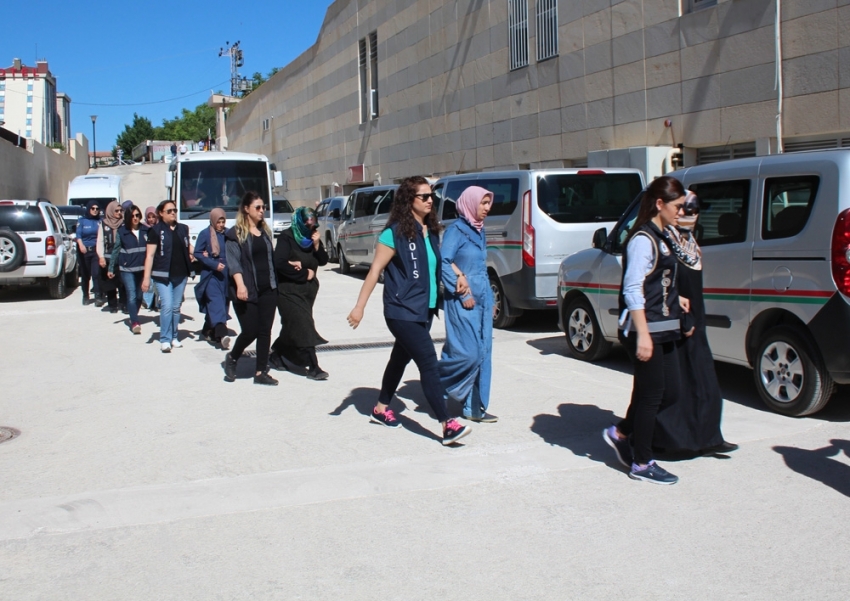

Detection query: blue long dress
xmin=439 ymin=217 xmax=494 ymax=418
xmin=194 ymin=227 xmax=230 ymax=329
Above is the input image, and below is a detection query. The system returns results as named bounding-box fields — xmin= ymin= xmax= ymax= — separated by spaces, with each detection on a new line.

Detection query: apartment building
xmin=225 ymin=0 xmax=850 ymax=203
xmin=0 ymin=59 xmax=65 ymax=146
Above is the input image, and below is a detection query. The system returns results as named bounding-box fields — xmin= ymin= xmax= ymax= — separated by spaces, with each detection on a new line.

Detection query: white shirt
xmin=178 ymin=144 xmax=188 ymax=154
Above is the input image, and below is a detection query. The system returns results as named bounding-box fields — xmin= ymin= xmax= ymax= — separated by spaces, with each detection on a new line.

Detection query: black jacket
xmin=225 ymin=226 xmax=277 ymax=302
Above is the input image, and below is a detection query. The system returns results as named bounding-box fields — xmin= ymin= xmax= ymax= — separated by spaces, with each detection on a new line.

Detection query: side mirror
xmin=164 ymin=172 xmax=173 ymax=189
xmin=273 ymin=171 xmax=284 ymax=188
xmin=330 ymin=208 xmax=340 ymax=220
xmin=592 ymin=227 xmax=608 ymax=249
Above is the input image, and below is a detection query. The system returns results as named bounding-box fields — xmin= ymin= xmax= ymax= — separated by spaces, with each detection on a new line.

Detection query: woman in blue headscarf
xmin=269 ymin=206 xmax=330 ymax=379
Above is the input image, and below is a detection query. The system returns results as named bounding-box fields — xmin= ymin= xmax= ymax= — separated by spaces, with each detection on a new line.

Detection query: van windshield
xmin=68 ymin=197 xmax=116 ymax=213
xmin=537 ymin=173 xmax=643 ymax=223
xmin=179 ymin=160 xmax=270 ymax=219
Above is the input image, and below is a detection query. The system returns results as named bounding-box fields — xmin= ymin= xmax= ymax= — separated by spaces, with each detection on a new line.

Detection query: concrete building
xmin=0 ymin=59 xmax=65 ymax=146
xmin=225 ymin=0 xmax=850 ymax=204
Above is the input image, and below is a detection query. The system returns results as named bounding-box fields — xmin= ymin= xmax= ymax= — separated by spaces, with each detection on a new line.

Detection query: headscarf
xmin=291 ymin=207 xmax=316 ymax=249
xmin=665 ymin=192 xmax=702 ymax=271
xmin=103 ymin=200 xmax=123 ymax=230
xmin=456 ymin=185 xmax=490 ymax=232
xmin=677 ymin=191 xmax=699 ymax=231
xmin=144 ymin=206 xmax=157 ymax=222
xmin=122 ymin=200 xmax=133 ymax=211
xmin=85 ymin=199 xmax=101 ymax=220
xmin=209 ymin=208 xmax=226 ymax=256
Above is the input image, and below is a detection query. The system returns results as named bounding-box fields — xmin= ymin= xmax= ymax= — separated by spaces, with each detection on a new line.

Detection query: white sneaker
xmin=220 ymin=336 xmax=231 ymax=350
xmin=161 ymin=343 xmax=171 ymax=353
xmin=171 ymin=340 xmax=183 ymax=349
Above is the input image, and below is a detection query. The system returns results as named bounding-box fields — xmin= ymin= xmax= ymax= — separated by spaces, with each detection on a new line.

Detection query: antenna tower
xmin=218 ymin=41 xmax=250 ymax=96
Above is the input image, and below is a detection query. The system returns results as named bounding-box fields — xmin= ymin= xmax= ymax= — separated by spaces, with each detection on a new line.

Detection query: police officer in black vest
xmin=603 ymin=176 xmax=692 ymax=485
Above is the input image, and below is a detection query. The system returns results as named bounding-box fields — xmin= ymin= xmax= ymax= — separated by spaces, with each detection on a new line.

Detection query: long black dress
xmin=653 ymin=238 xmax=726 ymax=453
xmin=270 ymin=229 xmax=329 ymax=371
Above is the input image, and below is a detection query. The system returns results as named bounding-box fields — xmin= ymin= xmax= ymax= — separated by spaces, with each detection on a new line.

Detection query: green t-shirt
xmin=378 ymin=228 xmax=437 ymax=308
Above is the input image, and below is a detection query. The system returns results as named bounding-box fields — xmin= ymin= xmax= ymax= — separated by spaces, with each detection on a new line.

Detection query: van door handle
xmin=501 ymin=231 xmax=507 ymax=237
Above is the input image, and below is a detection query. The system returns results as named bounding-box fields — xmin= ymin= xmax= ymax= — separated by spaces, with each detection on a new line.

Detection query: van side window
xmin=443 ymin=181 xmax=468 ymax=220
xmin=611 ymin=199 xmax=641 ymax=255
xmin=478 ymin=179 xmax=519 ymax=217
xmin=537 ymin=173 xmax=642 ymax=223
xmin=354 ymin=192 xmax=374 ymax=218
xmin=762 ymin=176 xmax=819 ymax=240
xmin=432 ymin=184 xmax=446 ymax=218
xmin=375 ymin=190 xmax=394 ymax=215
xmin=688 ymin=180 xmax=750 ymax=247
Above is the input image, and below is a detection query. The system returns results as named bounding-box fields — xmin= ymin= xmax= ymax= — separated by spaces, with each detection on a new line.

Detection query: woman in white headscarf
xmin=439 ymin=186 xmax=497 ymax=423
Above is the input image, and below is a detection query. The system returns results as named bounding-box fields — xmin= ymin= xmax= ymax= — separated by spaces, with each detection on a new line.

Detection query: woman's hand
xmin=79 ymin=246 xmax=87 ymax=255
xmin=202 ymin=251 xmax=209 ymax=258
xmin=462 ymin=296 xmax=475 ymax=309
xmin=98 ymin=257 xmax=106 ymax=268
xmin=107 ymin=272 xmax=115 ymax=279
xmin=347 ymin=306 xmax=364 ymax=329
xmin=289 ymin=260 xmax=302 ymax=270
xmin=141 ymin=278 xmax=150 ymax=293
xmin=679 ymin=296 xmax=690 ymax=313
xmin=684 ymin=326 xmax=695 ymax=338
xmin=237 ymin=284 xmax=249 ymax=301
xmin=307 ymin=268 xmax=315 ymax=281
xmin=312 ymin=230 xmax=320 ymax=249
xmin=216 ymin=262 xmax=225 ymax=272
xmin=455 ymin=274 xmax=470 ymax=296
xmin=636 ymin=332 xmax=653 ymax=362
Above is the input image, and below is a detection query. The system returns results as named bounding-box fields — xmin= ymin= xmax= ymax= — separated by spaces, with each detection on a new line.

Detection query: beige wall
xmin=226 ymin=0 xmax=850 ymax=203
xmin=0 ymin=133 xmax=90 ymax=204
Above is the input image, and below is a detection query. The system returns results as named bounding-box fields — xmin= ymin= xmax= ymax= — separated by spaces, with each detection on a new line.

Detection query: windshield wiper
xmin=185 ymin=209 xmax=211 ymax=219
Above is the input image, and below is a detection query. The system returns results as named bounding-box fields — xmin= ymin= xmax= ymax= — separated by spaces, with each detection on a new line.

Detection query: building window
xmin=508 ymin=0 xmax=529 ymax=70
xmin=26 ymin=119 xmax=31 ymax=126
xmin=685 ymin=0 xmax=717 ymax=13
xmin=27 ymin=106 xmax=32 ymax=114
xmin=369 ymin=31 xmax=379 ymax=119
xmin=536 ymin=0 xmax=558 ymax=61
xmin=359 ymin=38 xmax=368 ymax=123
xmin=262 ymin=118 xmax=270 ymax=132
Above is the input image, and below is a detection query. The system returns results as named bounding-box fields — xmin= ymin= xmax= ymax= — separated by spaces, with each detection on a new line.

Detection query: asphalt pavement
xmin=1 ymin=264 xmax=849 ymax=600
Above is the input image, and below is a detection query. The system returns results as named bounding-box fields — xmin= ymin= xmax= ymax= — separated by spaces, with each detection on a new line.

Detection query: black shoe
xmin=629 ymin=461 xmax=678 ymax=485
xmin=224 ymin=353 xmax=237 ymax=382
xmin=109 ymin=306 xmax=119 ymax=314
xmin=254 ymin=371 xmax=279 ymax=386
xmin=463 ymin=412 xmax=498 ymax=423
xmin=94 ymin=295 xmax=105 ymax=308
xmin=603 ymin=427 xmax=633 ymax=468
xmin=701 ymin=441 xmax=739 ymax=455
xmin=370 ymin=407 xmax=400 ymax=428
xmin=82 ymin=295 xmax=91 ymax=306
xmin=306 ymin=367 xmax=329 ymax=380
xmin=442 ymin=419 xmax=471 ymax=446
xmin=268 ymin=352 xmax=287 ymax=372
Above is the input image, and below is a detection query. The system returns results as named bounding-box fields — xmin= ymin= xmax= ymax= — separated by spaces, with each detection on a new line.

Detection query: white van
xmin=67 ymin=174 xmax=122 ymax=213
xmin=433 ymin=169 xmax=645 ymax=327
xmin=337 ymin=185 xmax=397 ymax=274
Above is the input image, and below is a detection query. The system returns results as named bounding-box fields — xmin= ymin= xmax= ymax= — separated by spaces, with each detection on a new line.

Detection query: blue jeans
xmin=154 ymin=277 xmax=188 ymax=344
xmin=120 ymin=271 xmax=144 ymax=324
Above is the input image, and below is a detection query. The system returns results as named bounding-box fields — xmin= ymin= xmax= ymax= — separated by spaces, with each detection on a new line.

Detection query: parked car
xmin=432 ymin=169 xmax=645 ymax=328
xmin=316 ymin=196 xmax=345 ymax=262
xmin=272 ymin=197 xmax=294 ymax=237
xmin=57 ymin=205 xmax=87 ymax=236
xmin=337 ymin=185 xmax=397 ymax=274
xmin=558 ymin=148 xmax=850 ymax=417
xmin=0 ymin=199 xmax=78 ymax=298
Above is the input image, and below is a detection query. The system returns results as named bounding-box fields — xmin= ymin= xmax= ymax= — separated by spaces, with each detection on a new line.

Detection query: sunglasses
xmin=252 ymin=205 xmax=266 ymax=211
xmin=132 ymin=213 xmax=142 ymax=218
xmin=164 ymin=208 xmax=177 ymax=214
xmin=414 ymin=193 xmax=437 ymax=201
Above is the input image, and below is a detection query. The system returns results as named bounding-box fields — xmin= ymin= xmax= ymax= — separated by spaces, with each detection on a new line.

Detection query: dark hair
xmin=387 ymin=176 xmax=442 ymax=240
xmin=156 ymin=199 xmax=176 ymax=216
xmin=123 ymin=204 xmax=142 ymax=229
xmin=235 ymin=191 xmax=271 ymax=242
xmin=628 ymin=176 xmax=686 ymax=240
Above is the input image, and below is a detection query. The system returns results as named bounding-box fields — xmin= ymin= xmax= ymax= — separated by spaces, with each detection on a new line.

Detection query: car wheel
xmin=489 ymin=274 xmax=517 ymax=329
xmin=326 ymin=235 xmax=337 ymax=262
xmin=753 ymin=326 xmax=835 ymax=416
xmin=0 ymin=228 xmax=26 ymax=273
xmin=563 ymin=296 xmax=613 ymax=361
xmin=47 ymin=272 xmax=66 ymax=299
xmin=338 ymin=245 xmax=350 ymax=274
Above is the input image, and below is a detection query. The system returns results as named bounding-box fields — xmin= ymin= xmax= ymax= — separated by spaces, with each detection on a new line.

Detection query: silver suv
xmin=316 ymin=196 xmax=345 ymax=262
xmin=0 ymin=199 xmax=78 ymax=298
xmin=558 ymin=149 xmax=850 ymax=417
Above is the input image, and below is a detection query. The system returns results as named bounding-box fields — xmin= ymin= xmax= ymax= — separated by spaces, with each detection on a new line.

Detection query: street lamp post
xmin=90 ymin=115 xmax=97 ymax=169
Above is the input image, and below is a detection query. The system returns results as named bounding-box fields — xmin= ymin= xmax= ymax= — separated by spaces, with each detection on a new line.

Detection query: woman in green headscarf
xmin=269 ymin=206 xmax=330 ymax=379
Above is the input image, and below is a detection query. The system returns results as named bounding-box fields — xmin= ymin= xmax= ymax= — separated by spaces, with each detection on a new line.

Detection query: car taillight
xmin=46 ymin=235 xmax=56 ymax=256
xmin=521 ymin=189 xmax=534 ymax=268
xmin=831 ymin=208 xmax=850 ymax=295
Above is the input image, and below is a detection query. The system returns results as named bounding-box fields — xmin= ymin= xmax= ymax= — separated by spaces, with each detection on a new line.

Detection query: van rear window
xmin=537 ymin=173 xmax=643 ymax=223
xmin=0 ymin=206 xmax=47 ymax=232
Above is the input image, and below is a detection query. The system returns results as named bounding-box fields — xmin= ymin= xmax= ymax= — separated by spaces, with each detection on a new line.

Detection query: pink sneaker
xmin=370 ymin=407 xmax=400 ymax=428
xmin=442 ymin=419 xmax=470 ymax=446
xmin=131 ymin=323 xmax=141 ymax=335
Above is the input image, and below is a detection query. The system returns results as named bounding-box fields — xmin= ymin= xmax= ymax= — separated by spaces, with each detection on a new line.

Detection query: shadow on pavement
xmin=530 ymin=403 xmax=628 ymax=472
xmin=330 ymin=384 xmax=442 ymax=443
xmin=774 ymin=439 xmax=850 ymax=497
xmin=0 ymin=285 xmax=55 ymax=303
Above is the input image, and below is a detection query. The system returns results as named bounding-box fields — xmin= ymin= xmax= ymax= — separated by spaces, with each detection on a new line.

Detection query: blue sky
xmin=1 ymin=0 xmax=329 ymax=149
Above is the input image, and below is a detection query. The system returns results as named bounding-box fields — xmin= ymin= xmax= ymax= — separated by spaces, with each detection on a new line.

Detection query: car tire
xmin=489 ymin=274 xmax=517 ymax=329
xmin=753 ymin=325 xmax=835 ymax=416
xmin=563 ymin=296 xmax=613 ymax=362
xmin=47 ymin=272 xmax=66 ymax=299
xmin=339 ymin=245 xmax=350 ymax=274
xmin=0 ymin=228 xmax=26 ymax=273
xmin=326 ymin=235 xmax=337 ymax=262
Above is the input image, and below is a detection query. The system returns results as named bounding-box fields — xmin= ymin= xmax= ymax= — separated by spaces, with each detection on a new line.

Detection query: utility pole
xmin=219 ymin=41 xmax=250 ymax=97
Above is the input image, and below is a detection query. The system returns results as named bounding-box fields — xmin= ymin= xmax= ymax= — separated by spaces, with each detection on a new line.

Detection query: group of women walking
xmin=603 ymin=176 xmax=737 ymax=485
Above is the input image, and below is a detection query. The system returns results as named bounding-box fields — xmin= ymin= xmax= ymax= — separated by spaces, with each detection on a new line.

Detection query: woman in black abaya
xmin=653 ymin=192 xmax=738 ymax=455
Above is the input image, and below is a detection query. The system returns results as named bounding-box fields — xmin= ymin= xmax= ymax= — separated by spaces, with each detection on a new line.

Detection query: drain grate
xmin=318 ymin=338 xmax=446 ymax=353
xmin=0 ymin=427 xmax=20 ymax=444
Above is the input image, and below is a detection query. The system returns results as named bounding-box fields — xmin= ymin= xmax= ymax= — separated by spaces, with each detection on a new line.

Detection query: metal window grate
xmin=369 ymin=31 xmax=379 ymax=118
xmin=358 ymin=38 xmax=369 ymax=123
xmin=536 ymin=0 xmax=558 ymax=61
xmin=783 ymin=137 xmax=850 ymax=153
xmin=369 ymin=32 xmax=378 ymax=62
xmin=508 ymin=0 xmax=529 ymax=70
xmin=696 ymin=143 xmax=756 ymax=165
xmin=359 ymin=39 xmax=367 ymax=67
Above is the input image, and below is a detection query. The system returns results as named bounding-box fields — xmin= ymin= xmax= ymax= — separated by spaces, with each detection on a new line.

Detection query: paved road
xmin=1 ymin=266 xmax=849 ymax=600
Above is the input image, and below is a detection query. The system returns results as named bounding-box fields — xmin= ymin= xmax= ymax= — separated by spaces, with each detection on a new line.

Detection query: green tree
xmin=115 ymin=113 xmax=155 ymax=157
xmin=242 ymin=67 xmax=280 ymax=97
xmin=153 ymin=102 xmax=216 ymax=142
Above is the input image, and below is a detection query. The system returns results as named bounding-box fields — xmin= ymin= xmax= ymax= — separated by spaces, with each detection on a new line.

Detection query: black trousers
xmin=379 ymin=315 xmax=448 ymax=423
xmin=618 ymin=333 xmax=681 ymax=465
xmin=231 ymin=288 xmax=277 ymax=372
xmin=80 ymin=249 xmax=100 ymax=296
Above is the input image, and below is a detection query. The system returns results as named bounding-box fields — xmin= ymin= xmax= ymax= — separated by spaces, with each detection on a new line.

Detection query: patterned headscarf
xmin=208 ymin=208 xmax=226 ymax=256
xmin=456 ymin=185 xmax=491 ymax=231
xmin=291 ymin=207 xmax=316 ymax=249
